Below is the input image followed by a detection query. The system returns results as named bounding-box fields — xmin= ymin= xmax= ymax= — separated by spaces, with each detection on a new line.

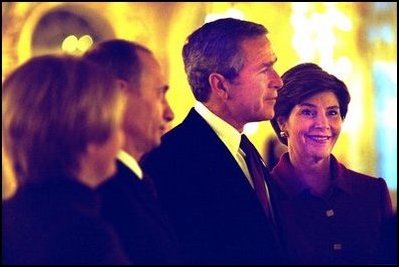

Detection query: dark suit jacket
xmin=2 ymin=177 xmax=129 ymax=265
xmin=98 ymin=160 xmax=182 ymax=265
xmin=142 ymin=108 xmax=283 ymax=265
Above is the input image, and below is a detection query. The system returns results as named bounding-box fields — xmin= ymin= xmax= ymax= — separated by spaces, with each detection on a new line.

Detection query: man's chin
xmin=151 ymin=139 xmax=162 ymax=150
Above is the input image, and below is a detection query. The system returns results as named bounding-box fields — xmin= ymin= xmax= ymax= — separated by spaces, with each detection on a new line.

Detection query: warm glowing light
xmin=62 ymin=35 xmax=94 ymax=54
xmin=291 ymin=3 xmax=353 ymax=64
xmin=334 ymin=56 xmax=353 ymax=80
xmin=325 ymin=4 xmax=352 ymax=31
xmin=244 ymin=122 xmax=259 ymax=135
xmin=204 ymin=7 xmax=244 ymax=23
xmin=77 ymin=35 xmax=93 ymax=52
xmin=61 ymin=35 xmax=78 ymax=54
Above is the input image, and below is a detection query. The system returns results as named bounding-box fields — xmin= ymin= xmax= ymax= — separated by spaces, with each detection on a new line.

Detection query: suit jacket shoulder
xmin=142 ymin=108 xmax=283 ymax=264
xmin=98 ymin=161 xmax=181 ymax=265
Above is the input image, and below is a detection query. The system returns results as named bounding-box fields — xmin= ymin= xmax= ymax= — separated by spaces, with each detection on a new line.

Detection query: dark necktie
xmin=240 ymin=134 xmax=274 ymax=221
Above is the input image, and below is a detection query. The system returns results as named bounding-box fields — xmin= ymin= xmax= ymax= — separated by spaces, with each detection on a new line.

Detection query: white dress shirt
xmin=194 ymin=101 xmax=254 ymax=187
xmin=117 ymin=150 xmax=143 ymax=180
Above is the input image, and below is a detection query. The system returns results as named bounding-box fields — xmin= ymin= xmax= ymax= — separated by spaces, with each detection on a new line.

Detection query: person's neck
xmin=77 ymin=163 xmax=105 ymax=189
xmin=123 ymin=138 xmax=143 ymax=162
xmin=205 ymin=102 xmax=244 ymax=133
xmin=289 ymin=152 xmax=331 ymax=196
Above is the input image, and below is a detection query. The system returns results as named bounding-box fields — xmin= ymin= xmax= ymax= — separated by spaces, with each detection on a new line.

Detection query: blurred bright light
xmin=244 ymin=122 xmax=259 ymax=135
xmin=373 ymin=61 xmax=397 ymax=191
xmin=334 ymin=56 xmax=354 ymax=80
xmin=291 ymin=2 xmax=352 ymax=64
xmin=205 ymin=7 xmax=244 ymax=23
xmin=62 ymin=34 xmax=93 ymax=54
xmin=77 ymin=34 xmax=93 ymax=52
xmin=61 ymin=35 xmax=78 ymax=53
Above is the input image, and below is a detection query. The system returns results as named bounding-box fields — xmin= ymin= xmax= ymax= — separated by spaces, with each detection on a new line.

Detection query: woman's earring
xmin=279 ymin=131 xmax=288 ymax=138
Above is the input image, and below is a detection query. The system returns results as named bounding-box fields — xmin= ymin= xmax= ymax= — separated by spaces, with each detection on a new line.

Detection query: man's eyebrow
xmin=261 ymin=57 xmax=278 ymax=68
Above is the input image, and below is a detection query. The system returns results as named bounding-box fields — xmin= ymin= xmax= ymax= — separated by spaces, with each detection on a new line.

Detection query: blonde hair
xmin=2 ymin=55 xmax=124 ymax=185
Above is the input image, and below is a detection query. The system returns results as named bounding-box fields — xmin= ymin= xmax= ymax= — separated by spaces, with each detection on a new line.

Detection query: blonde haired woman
xmin=2 ymin=55 xmax=129 ymax=264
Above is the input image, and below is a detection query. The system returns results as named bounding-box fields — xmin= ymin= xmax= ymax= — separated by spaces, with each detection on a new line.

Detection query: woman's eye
xmin=301 ymin=109 xmax=313 ymax=116
xmin=328 ymin=110 xmax=339 ymax=116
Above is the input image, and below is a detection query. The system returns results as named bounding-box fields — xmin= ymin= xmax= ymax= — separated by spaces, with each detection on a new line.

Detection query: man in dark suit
xmin=142 ymin=18 xmax=284 ymax=264
xmin=83 ymin=40 xmax=181 ymax=264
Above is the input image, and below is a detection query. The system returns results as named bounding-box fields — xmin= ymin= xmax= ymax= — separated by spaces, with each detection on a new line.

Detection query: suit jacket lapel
xmin=116 ymin=161 xmax=175 ymax=234
xmin=182 ymin=109 xmax=265 ymax=213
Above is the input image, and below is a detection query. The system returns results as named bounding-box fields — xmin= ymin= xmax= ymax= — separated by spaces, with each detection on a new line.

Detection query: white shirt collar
xmin=194 ymin=101 xmax=242 ymax=157
xmin=117 ymin=150 xmax=143 ymax=180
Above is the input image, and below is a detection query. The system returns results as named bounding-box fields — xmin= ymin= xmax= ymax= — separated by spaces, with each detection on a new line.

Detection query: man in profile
xmin=142 ymin=18 xmax=284 ymax=264
xmin=83 ymin=39 xmax=181 ymax=265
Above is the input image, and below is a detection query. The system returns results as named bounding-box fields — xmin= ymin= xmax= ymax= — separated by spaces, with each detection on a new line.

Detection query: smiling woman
xmin=268 ymin=62 xmax=393 ymax=265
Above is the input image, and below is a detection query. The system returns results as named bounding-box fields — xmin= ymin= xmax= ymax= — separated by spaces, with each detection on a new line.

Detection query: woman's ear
xmin=277 ymin=116 xmax=287 ymax=131
xmin=209 ymin=73 xmax=229 ymax=100
xmin=115 ymin=78 xmax=129 ymax=93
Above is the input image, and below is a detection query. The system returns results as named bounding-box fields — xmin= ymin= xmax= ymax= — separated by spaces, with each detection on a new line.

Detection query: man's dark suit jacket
xmin=98 ymin=160 xmax=182 ymax=265
xmin=142 ymin=108 xmax=283 ymax=265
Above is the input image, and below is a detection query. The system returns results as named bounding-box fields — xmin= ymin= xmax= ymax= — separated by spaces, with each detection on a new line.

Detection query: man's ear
xmin=209 ymin=73 xmax=229 ymax=100
xmin=115 ymin=78 xmax=129 ymax=92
